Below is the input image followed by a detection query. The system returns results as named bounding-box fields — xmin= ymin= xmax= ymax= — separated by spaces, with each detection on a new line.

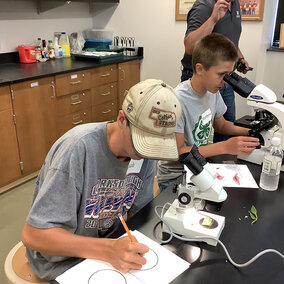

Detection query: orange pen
xmin=118 ymin=213 xmax=135 ymax=242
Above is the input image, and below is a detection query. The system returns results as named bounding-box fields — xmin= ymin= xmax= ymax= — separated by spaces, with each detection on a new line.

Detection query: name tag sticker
xmin=126 ymin=159 xmax=144 ymax=175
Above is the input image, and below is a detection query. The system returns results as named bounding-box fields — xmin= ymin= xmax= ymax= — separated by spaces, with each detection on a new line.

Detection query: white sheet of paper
xmin=56 ymin=230 xmax=190 ymax=284
xmin=185 ymin=163 xmax=258 ymax=188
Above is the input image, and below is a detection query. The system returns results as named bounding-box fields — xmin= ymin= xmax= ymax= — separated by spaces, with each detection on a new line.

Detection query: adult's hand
xmin=237 ymin=58 xmax=250 ymax=74
xmin=210 ymin=0 xmax=231 ymax=23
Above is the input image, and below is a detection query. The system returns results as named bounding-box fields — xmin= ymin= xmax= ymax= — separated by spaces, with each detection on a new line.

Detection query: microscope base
xmin=163 ymin=200 xmax=225 ymax=246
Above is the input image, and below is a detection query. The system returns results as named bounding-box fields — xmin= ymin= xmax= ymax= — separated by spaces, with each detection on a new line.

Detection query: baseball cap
xmin=122 ymin=79 xmax=182 ymax=161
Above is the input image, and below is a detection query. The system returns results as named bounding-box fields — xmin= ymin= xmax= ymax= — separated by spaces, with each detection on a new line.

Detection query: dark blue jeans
xmin=158 ymin=177 xmax=179 ymax=192
xmin=213 ymin=83 xmax=235 ymax=143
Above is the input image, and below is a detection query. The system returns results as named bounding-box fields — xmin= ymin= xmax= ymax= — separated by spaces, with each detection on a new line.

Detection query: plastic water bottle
xmin=35 ymin=37 xmax=42 ymax=62
xmin=259 ymin=137 xmax=283 ymax=191
xmin=54 ymin=37 xmax=63 ymax=59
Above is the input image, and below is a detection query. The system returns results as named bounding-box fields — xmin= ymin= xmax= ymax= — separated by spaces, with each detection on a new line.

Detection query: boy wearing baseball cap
xmin=21 ymin=79 xmax=181 ymax=281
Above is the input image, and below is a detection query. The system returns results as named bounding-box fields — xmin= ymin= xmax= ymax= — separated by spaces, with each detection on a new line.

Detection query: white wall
xmin=92 ymin=0 xmax=186 ymax=88
xmin=93 ymin=0 xmax=283 ymax=119
xmin=1 ymin=0 xmax=283 ymax=119
xmin=0 ymin=1 xmax=93 ymax=53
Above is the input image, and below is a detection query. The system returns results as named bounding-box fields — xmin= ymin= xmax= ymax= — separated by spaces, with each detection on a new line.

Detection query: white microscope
xmin=163 ymin=145 xmax=227 ymax=246
xmin=224 ymin=72 xmax=284 ymax=170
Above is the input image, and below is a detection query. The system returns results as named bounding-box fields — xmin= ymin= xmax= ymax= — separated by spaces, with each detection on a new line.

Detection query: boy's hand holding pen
xmin=109 ymin=213 xmax=149 ymax=273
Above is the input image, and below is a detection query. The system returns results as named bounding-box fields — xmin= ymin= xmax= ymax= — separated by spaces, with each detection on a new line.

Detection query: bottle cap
xmin=271 ymin=136 xmax=281 ymax=146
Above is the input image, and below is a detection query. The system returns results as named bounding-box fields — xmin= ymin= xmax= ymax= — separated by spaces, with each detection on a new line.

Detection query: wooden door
xmin=0 ymin=85 xmax=21 ymax=186
xmin=118 ymin=60 xmax=140 ymax=111
xmin=11 ymin=77 xmax=57 ymax=174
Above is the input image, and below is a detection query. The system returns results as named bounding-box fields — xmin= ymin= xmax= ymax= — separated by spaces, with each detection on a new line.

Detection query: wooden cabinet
xmin=91 ymin=65 xmax=118 ymax=122
xmin=11 ymin=77 xmax=57 ymax=175
xmin=55 ymin=70 xmax=91 ymax=97
xmin=55 ymin=90 xmax=92 ymax=137
xmin=55 ymin=71 xmax=92 ymax=136
xmin=91 ymin=65 xmax=117 ymax=87
xmin=0 ymin=85 xmax=21 ymax=186
xmin=0 ymin=60 xmax=141 ymax=189
xmin=118 ymin=60 xmax=140 ymax=110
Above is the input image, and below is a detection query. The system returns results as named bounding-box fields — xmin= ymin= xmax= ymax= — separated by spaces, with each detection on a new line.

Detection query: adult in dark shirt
xmin=181 ymin=0 xmax=250 ymax=142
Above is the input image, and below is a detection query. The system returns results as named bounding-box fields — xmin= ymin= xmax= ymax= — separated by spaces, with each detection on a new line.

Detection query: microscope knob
xmin=178 ymin=192 xmax=191 ymax=205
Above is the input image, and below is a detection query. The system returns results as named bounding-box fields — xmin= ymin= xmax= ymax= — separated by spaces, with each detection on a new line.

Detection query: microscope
xmin=163 ymin=145 xmax=227 ymax=246
xmin=223 ymin=72 xmax=284 ymax=170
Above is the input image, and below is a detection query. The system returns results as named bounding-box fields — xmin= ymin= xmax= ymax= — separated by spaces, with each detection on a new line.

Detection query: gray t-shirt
xmin=181 ymin=0 xmax=242 ymax=76
xmin=25 ymin=122 xmax=155 ymax=280
xmin=157 ymin=80 xmax=226 ymax=182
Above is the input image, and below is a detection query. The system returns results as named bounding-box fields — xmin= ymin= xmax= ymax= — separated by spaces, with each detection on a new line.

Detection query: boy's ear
xmin=117 ymin=110 xmax=127 ymax=128
xmin=195 ymin=63 xmax=204 ymax=75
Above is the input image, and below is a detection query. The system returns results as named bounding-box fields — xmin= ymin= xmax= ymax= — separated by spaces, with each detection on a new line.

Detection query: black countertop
xmin=112 ymin=155 xmax=284 ymax=284
xmin=0 ymin=55 xmax=143 ymax=86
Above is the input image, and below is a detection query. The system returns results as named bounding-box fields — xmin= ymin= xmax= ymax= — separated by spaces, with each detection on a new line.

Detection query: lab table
xmin=113 ymin=155 xmax=284 ymax=284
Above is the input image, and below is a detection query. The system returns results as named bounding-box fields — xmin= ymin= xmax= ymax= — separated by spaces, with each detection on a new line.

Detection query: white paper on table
xmin=185 ymin=163 xmax=258 ymax=188
xmin=56 ymin=230 xmax=190 ymax=284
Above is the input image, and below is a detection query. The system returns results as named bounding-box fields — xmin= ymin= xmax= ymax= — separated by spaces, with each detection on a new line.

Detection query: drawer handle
xmin=50 ymin=83 xmax=56 ymax=98
xmin=101 ymin=73 xmax=110 ymax=77
xmin=71 ymin=100 xmax=82 ymax=105
xmin=72 ymin=120 xmax=83 ymax=125
xmin=102 ymin=109 xmax=111 ymax=114
xmin=70 ymin=80 xmax=81 ymax=85
xmin=101 ymin=92 xmax=111 ymax=96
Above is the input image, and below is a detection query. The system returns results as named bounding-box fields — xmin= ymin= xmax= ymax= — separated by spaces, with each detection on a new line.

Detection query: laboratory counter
xmin=113 ymin=155 xmax=284 ymax=284
xmin=0 ymin=51 xmax=143 ymax=85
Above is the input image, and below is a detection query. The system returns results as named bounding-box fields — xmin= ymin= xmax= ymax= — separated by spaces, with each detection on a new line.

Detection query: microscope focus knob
xmin=178 ymin=193 xmax=191 ymax=205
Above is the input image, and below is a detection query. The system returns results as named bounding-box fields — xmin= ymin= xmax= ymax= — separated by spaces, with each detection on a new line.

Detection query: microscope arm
xmin=179 ymin=148 xmax=227 ymax=205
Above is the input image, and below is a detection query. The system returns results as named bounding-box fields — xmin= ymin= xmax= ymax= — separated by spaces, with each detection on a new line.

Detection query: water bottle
xmin=54 ymin=37 xmax=63 ymax=59
xmin=47 ymin=40 xmax=55 ymax=60
xmin=35 ymin=37 xmax=42 ymax=62
xmin=59 ymin=32 xmax=71 ymax=57
xmin=259 ymin=137 xmax=283 ymax=191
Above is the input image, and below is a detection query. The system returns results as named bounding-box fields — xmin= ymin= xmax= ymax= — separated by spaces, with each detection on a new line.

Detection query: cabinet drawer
xmin=56 ymin=90 xmax=91 ymax=116
xmin=55 ymin=70 xmax=91 ymax=97
xmin=92 ymin=82 xmax=117 ymax=106
xmin=91 ymin=65 xmax=117 ymax=87
xmin=57 ymin=108 xmax=92 ymax=137
xmin=92 ymin=100 xmax=118 ymax=122
xmin=0 ymin=85 xmax=12 ymax=112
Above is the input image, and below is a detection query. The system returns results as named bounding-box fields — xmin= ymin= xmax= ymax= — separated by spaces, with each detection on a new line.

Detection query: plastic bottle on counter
xmin=35 ymin=37 xmax=42 ymax=62
xmin=259 ymin=137 xmax=283 ymax=191
xmin=59 ymin=32 xmax=71 ymax=57
xmin=47 ymin=40 xmax=55 ymax=60
xmin=42 ymin=40 xmax=49 ymax=60
xmin=54 ymin=37 xmax=63 ymax=59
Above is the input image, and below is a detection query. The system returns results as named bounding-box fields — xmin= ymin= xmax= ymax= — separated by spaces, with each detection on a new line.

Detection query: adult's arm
xmin=184 ymin=0 xmax=231 ymax=54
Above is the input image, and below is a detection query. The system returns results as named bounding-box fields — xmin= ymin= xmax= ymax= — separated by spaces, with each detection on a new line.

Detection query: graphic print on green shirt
xmin=192 ymin=108 xmax=212 ymax=146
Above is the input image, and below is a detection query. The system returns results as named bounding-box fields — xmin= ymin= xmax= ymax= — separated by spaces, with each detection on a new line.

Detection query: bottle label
xmin=61 ymin=44 xmax=71 ymax=57
xmin=262 ymin=156 xmax=282 ymax=174
xmin=262 ymin=158 xmax=272 ymax=174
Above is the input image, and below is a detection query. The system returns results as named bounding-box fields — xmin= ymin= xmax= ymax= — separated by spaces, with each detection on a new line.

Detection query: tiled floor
xmin=0 ymin=178 xmax=36 ymax=284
